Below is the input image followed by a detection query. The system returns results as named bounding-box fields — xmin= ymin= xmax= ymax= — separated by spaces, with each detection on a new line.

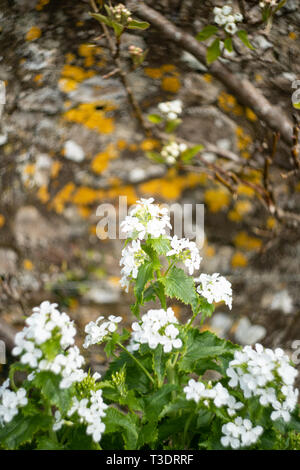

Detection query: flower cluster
xmin=167 ymin=235 xmax=202 ymax=275
xmin=259 ymin=0 xmax=279 ymax=7
xmin=12 ymin=301 xmax=86 ymax=389
xmin=226 ymin=344 xmax=299 ymax=422
xmin=213 ymin=5 xmax=243 ymax=35
xmin=161 ymin=141 xmax=187 ymax=165
xmin=83 ymin=315 xmax=122 ymax=348
xmin=129 ymin=307 xmax=182 ymax=353
xmin=120 ymin=198 xmax=171 ymax=240
xmin=0 ymin=379 xmax=28 ymax=425
xmin=67 ymin=389 xmax=108 ymax=443
xmin=120 ymin=239 xmax=148 ymax=291
xmin=184 ymin=379 xmax=243 ymax=416
xmin=221 ymin=417 xmax=263 ymax=449
xmin=110 ymin=3 xmax=132 ymax=24
xmin=158 ymin=99 xmax=182 ymax=121
xmin=195 ymin=273 xmax=232 ymax=310
xmin=128 ymin=45 xmax=143 ymax=56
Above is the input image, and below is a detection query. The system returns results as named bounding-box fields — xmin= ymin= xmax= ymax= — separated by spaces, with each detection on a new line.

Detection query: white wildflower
xmin=83 ymin=315 xmax=122 ymax=349
xmin=195 ymin=273 xmax=232 ymax=310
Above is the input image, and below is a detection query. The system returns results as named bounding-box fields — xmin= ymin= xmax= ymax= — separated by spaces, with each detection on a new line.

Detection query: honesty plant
xmin=0 ymin=198 xmax=299 ymax=450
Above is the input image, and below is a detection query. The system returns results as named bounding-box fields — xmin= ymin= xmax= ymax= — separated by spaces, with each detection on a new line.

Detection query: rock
xmin=210 ymin=312 xmax=233 ymax=338
xmin=253 ymin=35 xmax=273 ymax=51
xmin=66 ymin=76 xmax=126 ymax=105
xmin=234 ymin=317 xmax=266 ymax=345
xmin=0 ymin=249 xmax=18 ymax=275
xmin=19 ymin=87 xmax=63 ymax=115
xmin=14 ymin=206 xmax=59 ymax=248
xmin=83 ymin=281 xmax=121 ymax=304
xmin=181 ymin=73 xmax=221 ymax=105
xmin=271 ymin=290 xmax=293 ymax=315
xmin=63 ymin=140 xmax=85 ymax=162
xmin=128 ymin=167 xmax=147 ymax=183
xmin=181 ymin=51 xmax=207 ymax=72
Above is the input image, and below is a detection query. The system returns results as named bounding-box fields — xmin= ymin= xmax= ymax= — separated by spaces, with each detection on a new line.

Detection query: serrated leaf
xmin=206 ymin=39 xmax=221 ymax=65
xmin=0 ymin=413 xmax=52 ymax=449
xmin=144 ymin=384 xmax=177 ymax=422
xmin=161 ymin=266 xmax=197 ymax=308
xmin=148 ymin=237 xmax=171 ymax=255
xmin=104 ymin=407 xmax=139 ymax=450
xmin=134 ymin=259 xmax=155 ymax=305
xmin=152 ymin=344 xmax=165 ymax=386
xmin=237 ymin=30 xmax=255 ymax=50
xmin=127 ymin=20 xmax=150 ymax=30
xmin=196 ymin=25 xmax=219 ymax=41
xmin=32 ymin=371 xmax=73 ymax=414
xmin=137 ymin=421 xmax=158 ymax=447
xmin=36 ymin=436 xmax=63 ymax=450
xmin=179 ymin=329 xmax=238 ymax=373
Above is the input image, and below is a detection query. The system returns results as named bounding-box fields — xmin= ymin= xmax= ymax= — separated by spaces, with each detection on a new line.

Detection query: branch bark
xmin=127 ymin=0 xmax=293 ymax=146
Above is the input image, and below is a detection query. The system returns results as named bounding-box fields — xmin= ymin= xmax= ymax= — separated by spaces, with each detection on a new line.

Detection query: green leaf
xmin=165 ymin=119 xmax=181 ymax=133
xmin=0 ymin=413 xmax=52 ymax=449
xmin=181 ymin=145 xmax=203 ymax=162
xmin=159 ymin=397 xmax=194 ymax=419
xmin=196 ymin=25 xmax=219 ymax=41
xmin=104 ymin=407 xmax=139 ymax=450
xmin=293 ymin=102 xmax=300 ymax=110
xmin=152 ymin=345 xmax=165 ymax=386
xmin=148 ymin=114 xmax=163 ymax=124
xmin=206 ymin=39 xmax=221 ymax=65
xmin=237 ymin=30 xmax=255 ymax=50
xmin=224 ymin=37 xmax=233 ymax=52
xmin=90 ymin=12 xmax=112 ymax=28
xmin=144 ymin=384 xmax=177 ymax=422
xmin=148 ymin=237 xmax=171 ymax=255
xmin=111 ymin=20 xmax=124 ymax=37
xmin=127 ymin=20 xmax=150 ymax=30
xmin=145 ymin=151 xmax=165 ymax=163
xmin=179 ymin=329 xmax=238 ymax=373
xmin=137 ymin=421 xmax=158 ymax=448
xmin=134 ymin=259 xmax=155 ymax=304
xmin=161 ymin=266 xmax=197 ymax=308
xmin=36 ymin=436 xmax=64 ymax=450
xmin=32 ymin=371 xmax=73 ymax=414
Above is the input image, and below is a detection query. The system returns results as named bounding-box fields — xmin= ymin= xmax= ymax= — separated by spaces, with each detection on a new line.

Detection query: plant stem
xmin=117 ymin=342 xmax=155 ymax=385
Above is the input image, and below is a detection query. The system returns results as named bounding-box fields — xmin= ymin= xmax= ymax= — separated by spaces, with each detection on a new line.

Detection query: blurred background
xmin=0 ymin=0 xmax=300 ymax=382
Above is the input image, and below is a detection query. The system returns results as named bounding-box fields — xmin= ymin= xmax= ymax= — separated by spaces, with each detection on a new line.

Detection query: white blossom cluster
xmin=120 ymin=198 xmax=171 ymax=241
xmin=226 ymin=344 xmax=299 ymax=422
xmin=213 ymin=5 xmax=243 ymax=35
xmin=0 ymin=379 xmax=28 ymax=426
xmin=120 ymin=239 xmax=148 ymax=291
xmin=195 ymin=273 xmax=232 ymax=310
xmin=167 ymin=235 xmax=202 ymax=275
xmin=67 ymin=389 xmax=108 ymax=443
xmin=161 ymin=141 xmax=187 ymax=165
xmin=221 ymin=417 xmax=263 ymax=449
xmin=110 ymin=3 xmax=132 ymax=23
xmin=129 ymin=307 xmax=182 ymax=353
xmin=12 ymin=301 xmax=87 ymax=389
xmin=184 ymin=379 xmax=243 ymax=416
xmin=259 ymin=0 xmax=278 ymax=8
xmin=83 ymin=315 xmax=122 ymax=349
xmin=158 ymin=99 xmax=183 ymax=121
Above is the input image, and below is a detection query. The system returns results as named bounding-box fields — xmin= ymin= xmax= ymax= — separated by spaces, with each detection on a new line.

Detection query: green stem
xmin=183 ymin=411 xmax=194 ymax=449
xmin=117 ymin=342 xmax=155 ymax=385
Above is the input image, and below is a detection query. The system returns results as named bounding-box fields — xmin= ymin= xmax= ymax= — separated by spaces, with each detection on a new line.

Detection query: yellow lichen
xmin=58 ymin=78 xmax=79 ymax=93
xmin=91 ymin=144 xmax=119 ymax=174
xmin=204 ymin=188 xmax=230 ymax=212
xmin=72 ymin=187 xmax=100 ymax=206
xmin=63 ymin=102 xmax=115 ymax=134
xmin=26 ymin=26 xmax=42 ymax=41
xmin=144 ymin=68 xmax=163 ymax=79
xmin=51 ymin=161 xmax=62 ymax=179
xmin=37 ymin=185 xmax=50 ymax=204
xmin=23 ymin=259 xmax=34 ymax=270
xmin=140 ymin=139 xmax=160 ymax=151
xmin=234 ymin=231 xmax=262 ymax=251
xmin=50 ymin=183 xmax=76 ymax=213
xmin=228 ymin=200 xmax=252 ymax=222
xmin=245 ymin=108 xmax=258 ymax=122
xmin=0 ymin=214 xmax=5 ymax=228
xmin=231 ymin=252 xmax=248 ymax=268
xmin=161 ymin=76 xmax=181 ymax=93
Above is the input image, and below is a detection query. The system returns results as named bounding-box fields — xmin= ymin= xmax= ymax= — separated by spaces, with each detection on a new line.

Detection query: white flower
xmin=225 ymin=22 xmax=237 ymax=35
xmin=129 ymin=307 xmax=182 ymax=354
xmin=158 ymin=100 xmax=182 ymax=120
xmin=195 ymin=273 xmax=232 ymax=309
xmin=167 ymin=236 xmax=202 ymax=275
xmin=0 ymin=381 xmax=28 ymax=426
xmin=53 ymin=410 xmax=64 ymax=432
xmin=68 ymin=389 xmax=108 ymax=443
xmin=221 ymin=417 xmax=263 ymax=449
xmin=83 ymin=315 xmax=122 ymax=349
xmin=161 ymin=141 xmax=187 ymax=164
xmin=120 ymin=198 xmax=171 ymax=241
